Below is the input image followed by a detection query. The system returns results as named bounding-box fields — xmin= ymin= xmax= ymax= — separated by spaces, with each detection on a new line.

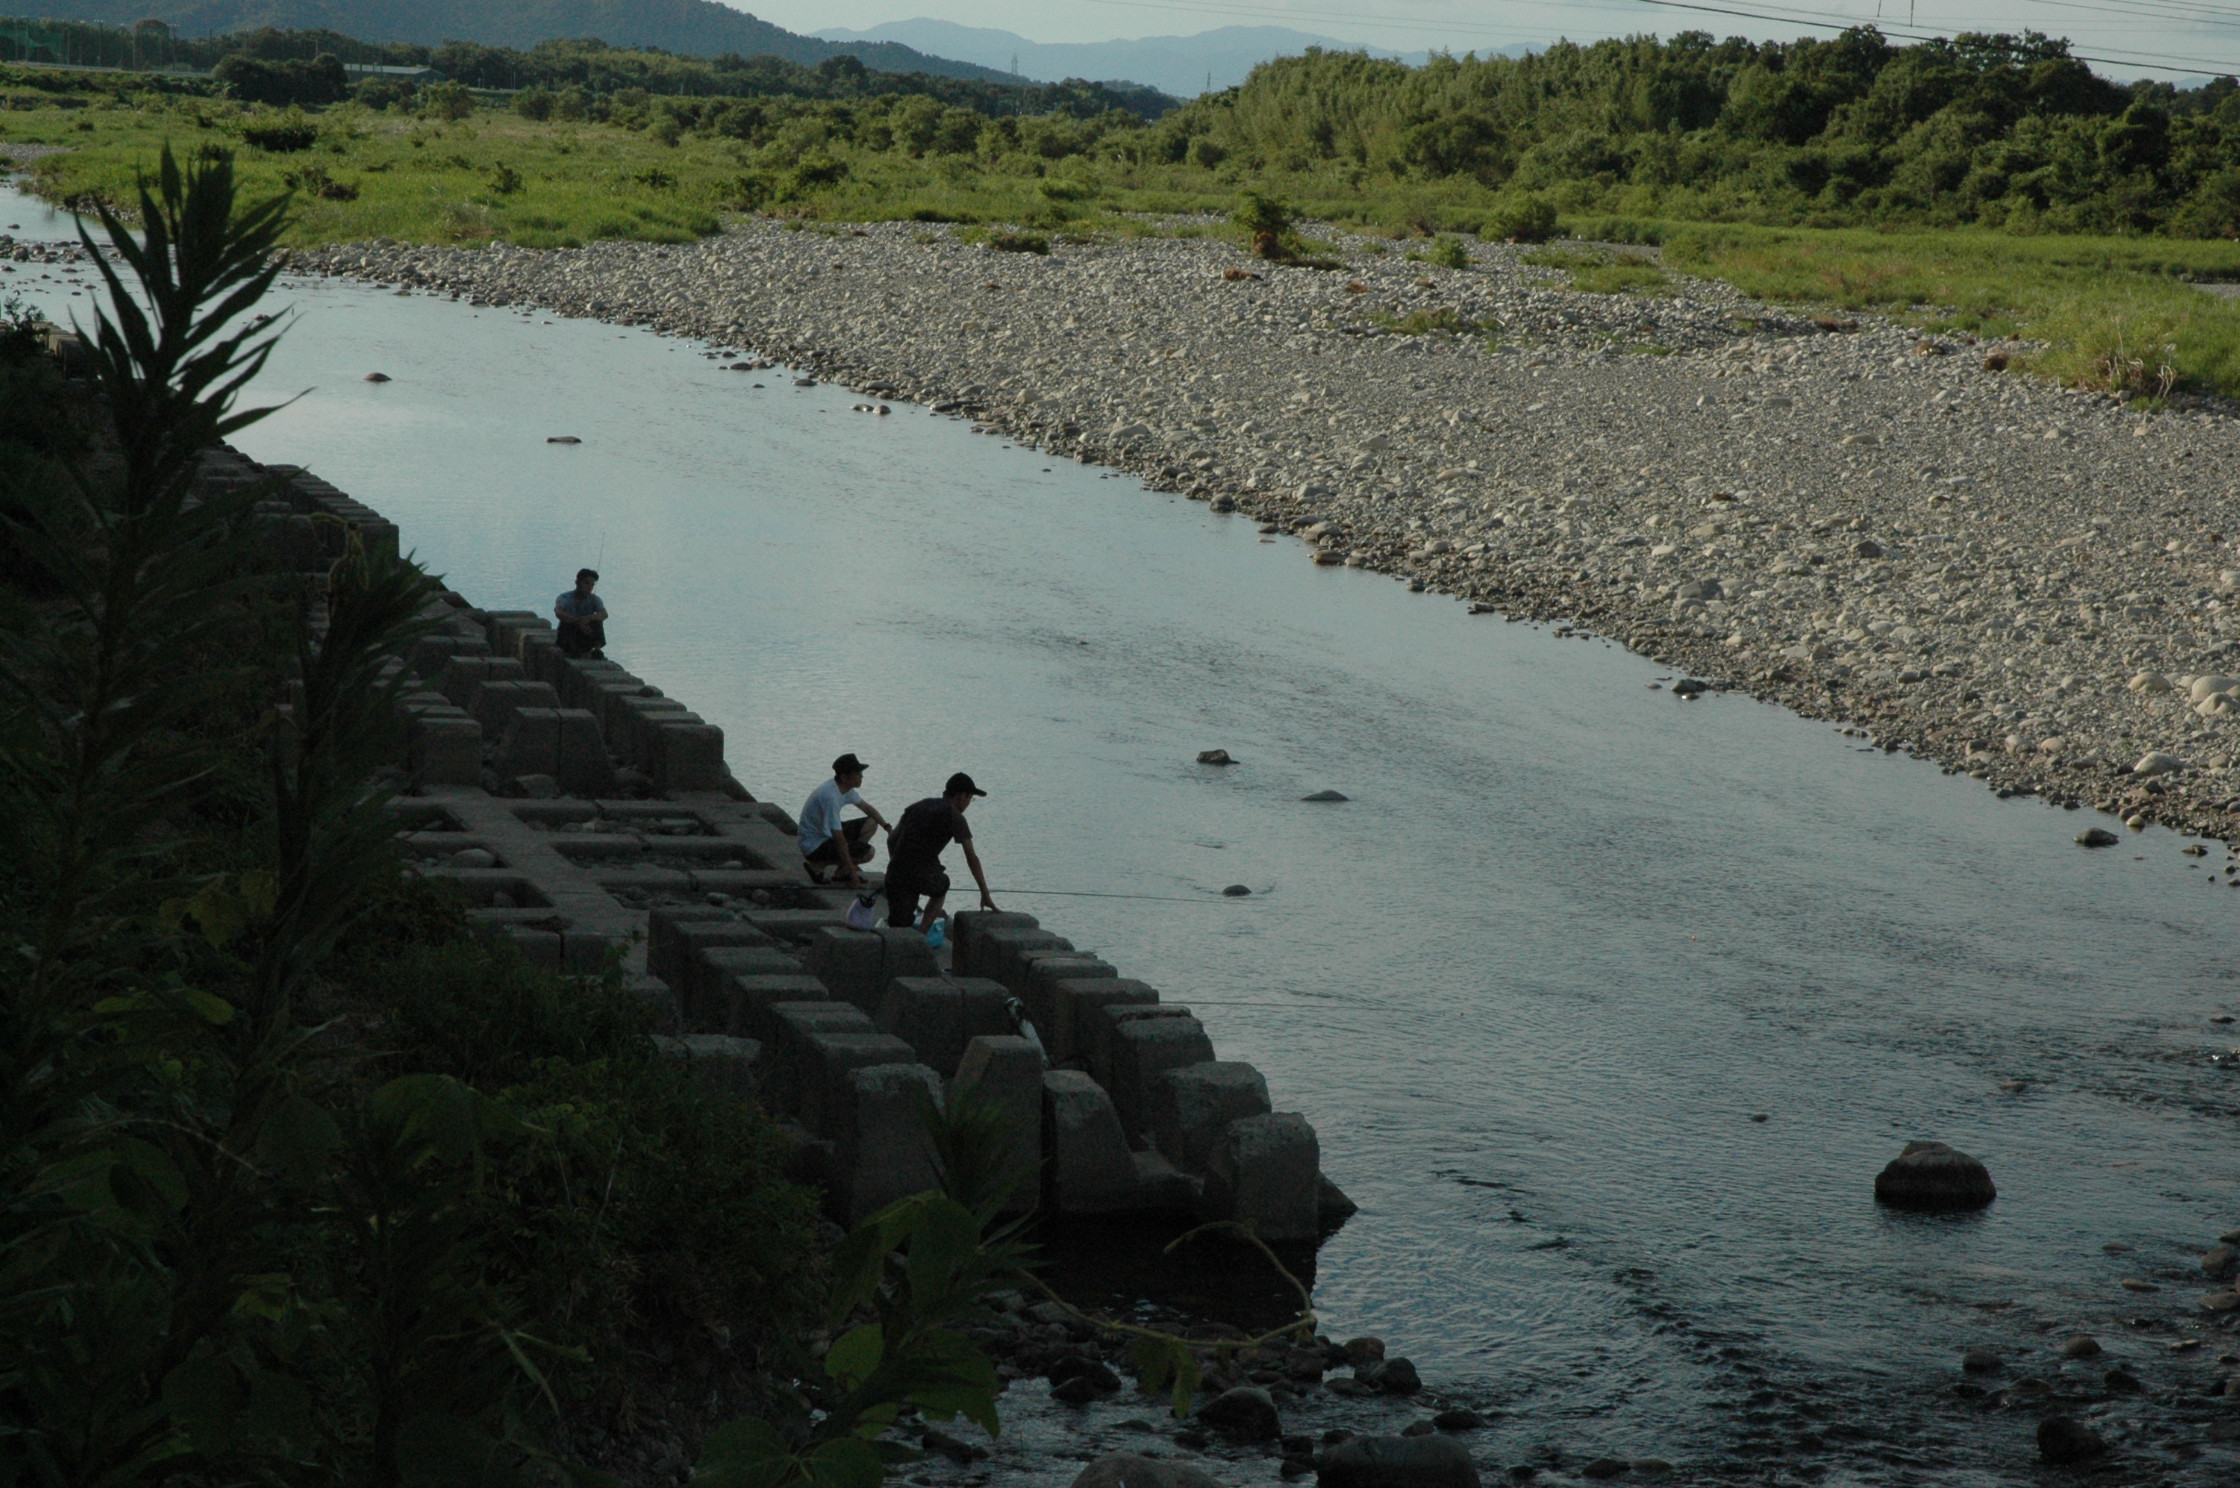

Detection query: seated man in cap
xmin=885 ymin=772 xmax=999 ymax=938
xmin=554 ymin=568 xmax=608 ymax=658
xmin=798 ymin=753 xmax=888 ymax=887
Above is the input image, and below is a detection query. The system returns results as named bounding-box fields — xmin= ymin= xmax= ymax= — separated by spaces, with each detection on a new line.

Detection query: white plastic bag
xmin=845 ymin=892 xmax=879 ymax=931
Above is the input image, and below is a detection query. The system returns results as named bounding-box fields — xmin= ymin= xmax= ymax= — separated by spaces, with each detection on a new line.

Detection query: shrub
xmin=1422 ymin=233 xmax=1471 ymax=269
xmin=1487 ymin=193 xmax=1562 ymax=243
xmin=418 ymin=81 xmax=474 ymax=121
xmin=283 ymin=162 xmax=359 ymax=200
xmin=988 ymin=230 xmax=1050 ymax=253
xmin=514 ymin=86 xmax=554 ymax=122
xmin=240 ymin=113 xmax=319 ymax=153
xmin=1232 ymin=189 xmax=1293 ymax=258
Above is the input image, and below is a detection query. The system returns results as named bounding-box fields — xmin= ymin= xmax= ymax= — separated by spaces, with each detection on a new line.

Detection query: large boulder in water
xmin=1196 ymin=1384 xmax=1281 ymax=1441
xmin=1875 ymin=1141 xmax=1996 ymax=1212
xmin=1072 ymin=1455 xmax=1229 ymax=1488
xmin=1317 ymin=1434 xmax=1480 ymax=1488
xmin=2036 ymin=1416 xmax=2107 ymax=1465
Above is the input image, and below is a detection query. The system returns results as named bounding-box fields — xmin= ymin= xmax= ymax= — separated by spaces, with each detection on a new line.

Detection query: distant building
xmin=343 ymin=63 xmax=447 ymax=84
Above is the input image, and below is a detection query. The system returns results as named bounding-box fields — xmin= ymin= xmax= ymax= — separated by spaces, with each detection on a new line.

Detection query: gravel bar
xmin=282 ymin=222 xmax=2240 ymax=845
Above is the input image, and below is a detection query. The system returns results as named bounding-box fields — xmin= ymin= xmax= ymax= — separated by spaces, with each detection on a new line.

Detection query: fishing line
xmin=987 ymin=886 xmax=1234 ymax=903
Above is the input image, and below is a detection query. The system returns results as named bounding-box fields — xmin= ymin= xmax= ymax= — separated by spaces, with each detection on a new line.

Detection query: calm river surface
xmin=11 ymin=183 xmax=2240 ymax=1482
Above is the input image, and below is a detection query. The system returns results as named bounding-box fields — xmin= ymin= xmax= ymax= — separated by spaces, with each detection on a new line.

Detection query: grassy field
xmin=10 ymin=84 xmax=2240 ymax=400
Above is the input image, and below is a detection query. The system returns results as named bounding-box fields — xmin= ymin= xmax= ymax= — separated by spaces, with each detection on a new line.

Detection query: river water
xmin=11 ymin=183 xmax=2240 ymax=1482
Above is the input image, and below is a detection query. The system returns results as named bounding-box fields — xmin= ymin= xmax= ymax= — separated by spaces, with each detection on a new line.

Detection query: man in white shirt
xmin=798 ymin=752 xmax=889 ymax=886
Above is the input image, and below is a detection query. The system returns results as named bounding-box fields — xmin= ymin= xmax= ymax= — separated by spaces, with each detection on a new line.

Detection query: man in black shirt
xmin=884 ymin=772 xmax=998 ymax=934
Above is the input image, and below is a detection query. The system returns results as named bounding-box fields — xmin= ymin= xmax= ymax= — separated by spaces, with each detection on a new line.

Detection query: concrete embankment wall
xmin=211 ymin=442 xmax=1352 ymax=1239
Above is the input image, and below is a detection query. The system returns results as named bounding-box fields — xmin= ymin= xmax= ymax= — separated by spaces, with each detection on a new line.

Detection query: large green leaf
xmin=696 ymin=1418 xmax=801 ymax=1488
xmin=824 ymin=1324 xmax=883 ymax=1388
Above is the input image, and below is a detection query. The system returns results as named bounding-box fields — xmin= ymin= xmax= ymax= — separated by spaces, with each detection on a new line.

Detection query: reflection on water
xmin=9 ymin=181 xmax=2239 ymax=1479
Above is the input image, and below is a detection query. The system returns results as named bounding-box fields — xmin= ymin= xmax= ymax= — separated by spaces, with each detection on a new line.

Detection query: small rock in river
xmin=2076 ymin=828 xmax=2120 ymax=847
xmin=2105 ymin=1369 xmax=2144 ymax=1393
xmin=1582 ymin=1463 xmax=1630 ymax=1482
xmin=1342 ymin=1336 xmax=1386 ymax=1366
xmin=546 ymin=435 xmax=582 ymax=444
xmin=1432 ymin=1409 xmax=1484 ymax=1431
xmin=1302 ymin=789 xmax=1350 ymax=802
xmin=1672 ymin=678 xmax=1709 ymax=697
xmin=2203 ymin=1244 xmax=2236 ymax=1275
xmin=1197 ymin=748 xmax=1235 ymax=765
xmin=2058 ymin=1335 xmax=2102 ymax=1359
xmin=1069 ymin=1455 xmax=1225 ymax=1488
xmin=1317 ymin=1434 xmax=1479 ymax=1488
xmin=1874 ymin=1140 xmax=1996 ymax=1212
xmin=2036 ymin=1416 xmax=2107 ymax=1466
xmin=1360 ymin=1356 xmax=1422 ymax=1394
xmin=1195 ymin=1385 xmax=1280 ymax=1441
xmin=1222 ymin=884 xmax=1251 ymax=897
xmin=363 ymin=371 xmax=391 ymax=382
xmin=1963 ymin=1348 xmax=2003 ymax=1373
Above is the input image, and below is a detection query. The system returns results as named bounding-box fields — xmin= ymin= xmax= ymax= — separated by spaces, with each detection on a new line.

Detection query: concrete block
xmin=479 ymin=609 xmax=542 ymax=649
xmin=766 ymin=1002 xmax=873 ymax=1116
xmin=803 ymin=926 xmax=885 ymax=1011
xmin=1049 ymin=979 xmax=1158 ymax=1068
xmin=879 ymin=926 xmax=940 ymax=983
xmin=950 ymin=911 xmax=1039 ymax=977
xmin=517 ymin=629 xmax=562 ymax=686
xmin=555 ymin=659 xmax=633 ymax=711
xmin=1042 ymin=1070 xmax=1140 ymax=1216
xmin=650 ymin=721 xmax=726 ymax=793
xmin=831 ymin=1063 xmax=943 ymax=1226
xmin=691 ymin=945 xmax=803 ymax=1030
xmin=875 ymin=977 xmax=1011 ymax=1077
xmin=440 ymin=654 xmax=524 ymax=708
xmin=975 ymin=928 xmax=1072 ymax=992
xmin=470 ymin=680 xmax=563 ymax=735
xmin=877 ymin=977 xmax=962 ymax=1074
xmin=955 ymin=1035 xmax=1046 ymax=1207
xmin=608 ymin=693 xmax=691 ymax=764
xmin=1020 ymin=955 xmax=1115 ymax=1040
xmin=652 ymin=1033 xmax=763 ymax=1100
xmin=1199 ymin=1113 xmax=1320 ymax=1243
xmin=717 ymin=974 xmax=831 ymax=1040
xmin=802 ymin=1030 xmax=920 ymax=1139
xmin=1152 ymin=1062 xmax=1271 ymax=1174
xmin=497 ymin=707 xmax=613 ymax=797
xmin=489 ymin=612 xmax=551 ymax=661
xmin=1133 ymin=1149 xmax=1202 ymax=1212
xmin=646 ymin=906 xmax=732 ymax=986
xmin=410 ymin=633 xmax=490 ymax=679
xmin=1106 ymin=1013 xmax=1217 ymax=1144
xmin=408 ymin=713 xmax=482 ymax=786
xmin=1082 ymin=1002 xmax=1197 ymax=1091
xmin=955 ymin=978 xmax=1016 ymax=1048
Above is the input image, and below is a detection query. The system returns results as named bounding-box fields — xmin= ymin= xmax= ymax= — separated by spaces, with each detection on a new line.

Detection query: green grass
xmin=1372 ymin=306 xmax=1483 ymax=336
xmin=11 ymin=84 xmax=2240 ymax=398
xmin=1520 ymin=245 xmax=1672 ymax=296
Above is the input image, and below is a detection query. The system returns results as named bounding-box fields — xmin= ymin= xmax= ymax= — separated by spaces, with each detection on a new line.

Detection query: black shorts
xmin=804 ymin=819 xmax=874 ymax=868
xmin=884 ymin=864 xmax=949 ymax=926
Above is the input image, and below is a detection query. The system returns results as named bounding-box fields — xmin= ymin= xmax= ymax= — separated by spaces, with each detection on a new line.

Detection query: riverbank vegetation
xmin=8 ymin=25 xmax=2240 ymax=387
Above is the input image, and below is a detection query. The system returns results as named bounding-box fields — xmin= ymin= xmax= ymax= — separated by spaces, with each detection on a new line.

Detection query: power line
xmin=1632 ymin=0 xmax=2240 ymax=72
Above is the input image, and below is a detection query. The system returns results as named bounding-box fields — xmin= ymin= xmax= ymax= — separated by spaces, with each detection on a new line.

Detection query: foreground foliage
xmin=0 ymin=146 xmax=819 ymax=1484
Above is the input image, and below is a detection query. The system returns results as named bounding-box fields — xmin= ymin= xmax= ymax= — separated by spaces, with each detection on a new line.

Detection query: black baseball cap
xmin=945 ymin=772 xmax=986 ymax=797
xmin=833 ymin=753 xmax=867 ymax=775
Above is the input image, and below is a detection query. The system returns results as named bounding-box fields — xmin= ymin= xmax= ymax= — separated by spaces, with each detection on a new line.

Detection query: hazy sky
xmin=759 ymin=0 xmax=2240 ymax=81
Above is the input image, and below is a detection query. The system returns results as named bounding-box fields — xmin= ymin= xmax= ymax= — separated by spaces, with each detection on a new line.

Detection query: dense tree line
xmin=1131 ymin=31 xmax=2240 ymax=236
xmin=0 ymin=15 xmax=1172 ymax=117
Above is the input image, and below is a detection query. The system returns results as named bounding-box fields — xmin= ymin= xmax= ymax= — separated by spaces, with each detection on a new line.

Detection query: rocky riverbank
xmin=279 ymin=222 xmax=2240 ymax=851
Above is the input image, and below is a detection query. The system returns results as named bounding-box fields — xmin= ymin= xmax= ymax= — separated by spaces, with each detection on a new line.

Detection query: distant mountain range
xmin=815 ymin=20 xmax=1522 ymax=96
xmin=20 ymin=0 xmax=1023 ymax=82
